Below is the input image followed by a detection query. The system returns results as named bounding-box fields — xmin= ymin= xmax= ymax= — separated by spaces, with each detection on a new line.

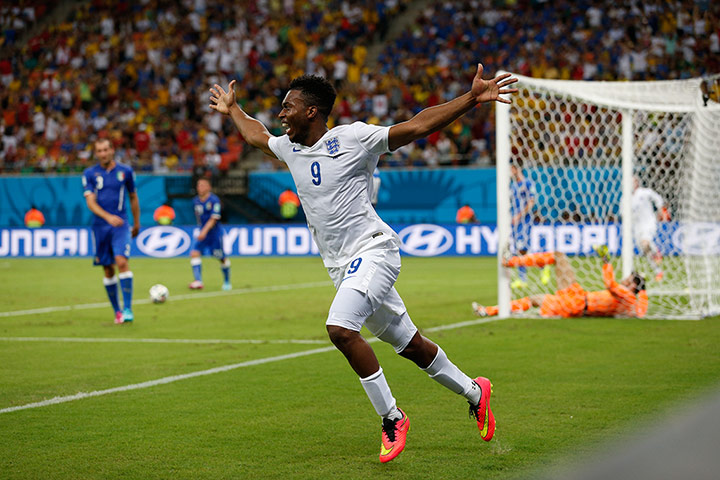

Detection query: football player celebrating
xmin=82 ymin=138 xmax=140 ymax=324
xmin=632 ymin=176 xmax=669 ymax=281
xmin=209 ymin=63 xmax=517 ymax=462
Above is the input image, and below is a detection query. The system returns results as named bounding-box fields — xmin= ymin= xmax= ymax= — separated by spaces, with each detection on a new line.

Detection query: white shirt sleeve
xmin=351 ymin=122 xmax=389 ymax=155
xmin=649 ymin=189 xmax=664 ymax=210
xmin=267 ymin=135 xmax=287 ymax=163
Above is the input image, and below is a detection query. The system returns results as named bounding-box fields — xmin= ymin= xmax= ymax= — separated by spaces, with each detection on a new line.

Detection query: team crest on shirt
xmin=117 ymin=171 xmax=125 ymax=182
xmin=326 ymin=137 xmax=340 ymax=155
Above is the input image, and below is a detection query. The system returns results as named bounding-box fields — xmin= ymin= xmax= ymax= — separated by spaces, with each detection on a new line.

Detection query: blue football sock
xmin=103 ymin=276 xmax=120 ymax=312
xmin=221 ymin=259 xmax=231 ymax=283
xmin=118 ymin=271 xmax=133 ymax=310
xmin=191 ymin=258 xmax=202 ymax=282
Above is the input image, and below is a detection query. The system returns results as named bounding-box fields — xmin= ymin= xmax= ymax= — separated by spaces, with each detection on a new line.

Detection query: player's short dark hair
xmin=288 ymin=75 xmax=336 ymax=119
xmin=630 ymin=271 xmax=646 ymax=294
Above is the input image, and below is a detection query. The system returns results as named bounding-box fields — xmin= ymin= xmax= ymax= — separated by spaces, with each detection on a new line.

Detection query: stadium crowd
xmin=0 ymin=0 xmax=718 ymax=174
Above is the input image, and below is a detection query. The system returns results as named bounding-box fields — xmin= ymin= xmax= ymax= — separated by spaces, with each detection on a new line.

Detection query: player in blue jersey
xmin=189 ymin=177 xmax=231 ymax=290
xmin=509 ymin=160 xmax=543 ymax=289
xmin=82 ymin=138 xmax=140 ymax=324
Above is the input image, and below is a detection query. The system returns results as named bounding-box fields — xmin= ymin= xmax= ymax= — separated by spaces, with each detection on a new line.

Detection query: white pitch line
xmin=0 ymin=281 xmax=329 ymax=318
xmin=0 ymin=316 xmax=507 ymax=415
xmin=0 ymin=336 xmax=328 ymax=345
xmin=0 ymin=346 xmax=337 ymax=414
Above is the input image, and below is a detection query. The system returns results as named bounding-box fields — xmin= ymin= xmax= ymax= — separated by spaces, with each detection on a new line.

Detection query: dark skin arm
xmin=387 ymin=63 xmax=517 ymax=151
xmin=209 ymin=80 xmax=276 ymax=158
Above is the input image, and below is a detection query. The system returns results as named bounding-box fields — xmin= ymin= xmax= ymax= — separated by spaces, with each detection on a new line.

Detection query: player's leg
xmin=211 ymin=233 xmax=231 ymax=291
xmin=511 ymin=226 xmax=530 ymax=289
xmin=116 ymin=256 xmax=134 ymax=322
xmin=503 ymin=251 xmax=556 ymax=268
xmin=472 ymin=295 xmax=541 ymax=316
xmin=640 ymin=237 xmax=663 ymax=280
xmin=94 ymin=225 xmax=123 ymax=324
xmin=219 ymin=257 xmax=231 ymax=290
xmin=103 ymin=265 xmax=123 ymax=324
xmin=189 ymin=250 xmax=203 ymax=289
xmin=397 ymin=328 xmax=494 ymax=441
xmin=325 ymin=287 xmax=408 ymax=463
xmin=364 ymin=277 xmax=495 ymax=441
xmin=635 ymin=223 xmax=663 ymax=280
xmin=553 ymin=252 xmax=576 ymax=290
xmin=112 ymin=226 xmax=134 ymax=322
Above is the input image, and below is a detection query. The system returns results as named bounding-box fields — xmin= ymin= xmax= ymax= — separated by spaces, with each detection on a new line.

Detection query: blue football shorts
xmin=192 ymin=228 xmax=225 ymax=259
xmin=92 ymin=223 xmax=131 ymax=266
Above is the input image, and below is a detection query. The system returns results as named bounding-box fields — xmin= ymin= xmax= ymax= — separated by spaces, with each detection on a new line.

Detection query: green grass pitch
xmin=1 ymin=256 xmax=719 ymax=479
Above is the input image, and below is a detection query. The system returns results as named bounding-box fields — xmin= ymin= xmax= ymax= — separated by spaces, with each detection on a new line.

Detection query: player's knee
xmin=115 ymin=256 xmax=129 ymax=271
xmin=326 ymin=325 xmax=358 ymax=350
xmin=399 ymin=332 xmax=436 ymax=366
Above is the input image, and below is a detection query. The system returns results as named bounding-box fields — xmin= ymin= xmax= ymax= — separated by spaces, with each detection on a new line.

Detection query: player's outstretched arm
xmin=388 ymin=63 xmax=518 ymax=151
xmin=209 ymin=80 xmax=276 ymax=158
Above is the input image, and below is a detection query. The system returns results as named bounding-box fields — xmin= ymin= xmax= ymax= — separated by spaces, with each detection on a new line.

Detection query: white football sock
xmin=359 ymin=367 xmax=401 ymax=420
xmin=423 ymin=347 xmax=481 ymax=404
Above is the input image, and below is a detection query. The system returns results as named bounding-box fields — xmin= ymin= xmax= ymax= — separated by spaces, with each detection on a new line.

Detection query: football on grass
xmin=149 ymin=284 xmax=169 ymax=303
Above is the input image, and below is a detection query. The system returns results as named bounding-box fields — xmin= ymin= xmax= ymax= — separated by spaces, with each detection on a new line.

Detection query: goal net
xmin=495 ymin=74 xmax=720 ymax=319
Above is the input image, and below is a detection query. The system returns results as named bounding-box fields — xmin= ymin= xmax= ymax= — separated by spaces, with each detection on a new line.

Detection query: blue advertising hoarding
xmin=2 ymin=222 xmax=718 ymax=258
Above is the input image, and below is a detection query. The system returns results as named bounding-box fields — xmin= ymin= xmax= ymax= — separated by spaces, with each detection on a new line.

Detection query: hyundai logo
xmin=136 ymin=226 xmax=191 ymax=258
xmin=672 ymin=222 xmax=720 ymax=255
xmin=398 ymin=224 xmax=453 ymax=256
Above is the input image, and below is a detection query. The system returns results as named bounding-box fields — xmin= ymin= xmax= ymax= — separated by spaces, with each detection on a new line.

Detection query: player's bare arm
xmin=388 ymin=63 xmax=518 ymax=151
xmin=85 ymin=193 xmax=124 ymax=227
xmin=129 ymin=191 xmax=140 ymax=237
xmin=209 ymin=80 xmax=276 ymax=158
xmin=198 ymin=217 xmax=217 ymax=241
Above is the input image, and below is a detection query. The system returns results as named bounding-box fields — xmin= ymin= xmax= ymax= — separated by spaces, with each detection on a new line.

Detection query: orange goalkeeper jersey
xmin=541 ymin=264 xmax=648 ymax=318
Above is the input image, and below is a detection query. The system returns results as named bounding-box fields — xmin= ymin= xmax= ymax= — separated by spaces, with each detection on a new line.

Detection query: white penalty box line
xmin=0 ymin=316 xmax=506 ymax=415
xmin=0 ymin=281 xmax=330 ymax=318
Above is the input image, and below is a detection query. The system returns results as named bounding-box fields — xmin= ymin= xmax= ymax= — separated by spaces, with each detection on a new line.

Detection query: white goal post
xmin=495 ymin=74 xmax=720 ymax=319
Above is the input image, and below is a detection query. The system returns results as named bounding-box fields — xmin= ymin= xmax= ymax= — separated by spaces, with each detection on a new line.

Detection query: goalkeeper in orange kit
xmin=473 ymin=247 xmax=648 ymax=318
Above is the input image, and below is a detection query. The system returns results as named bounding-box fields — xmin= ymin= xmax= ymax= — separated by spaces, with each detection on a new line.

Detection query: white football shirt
xmin=268 ymin=122 xmax=400 ymax=267
xmin=632 ymin=187 xmax=664 ymax=225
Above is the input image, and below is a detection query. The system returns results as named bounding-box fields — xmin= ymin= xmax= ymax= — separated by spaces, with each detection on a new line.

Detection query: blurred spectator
xmin=456 ymin=204 xmax=477 ymax=224
xmin=279 ymin=189 xmax=300 ymax=219
xmin=153 ymin=203 xmax=176 ymax=225
xmin=0 ymin=0 xmax=717 ymax=174
xmin=24 ymin=205 xmax=45 ymax=228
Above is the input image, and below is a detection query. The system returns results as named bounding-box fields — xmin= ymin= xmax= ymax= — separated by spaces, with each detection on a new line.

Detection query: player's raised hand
xmin=209 ymin=80 xmax=236 ymax=114
xmin=471 ymin=63 xmax=518 ymax=105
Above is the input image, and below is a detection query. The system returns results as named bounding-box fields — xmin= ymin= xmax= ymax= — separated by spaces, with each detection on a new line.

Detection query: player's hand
xmin=131 ymin=225 xmax=140 ymax=238
xmin=660 ymin=206 xmax=671 ymax=222
xmin=209 ymin=80 xmax=236 ymax=115
xmin=471 ymin=63 xmax=518 ymax=105
xmin=593 ymin=244 xmax=610 ymax=263
xmin=197 ymin=232 xmax=206 ymax=241
xmin=106 ymin=214 xmax=124 ymax=227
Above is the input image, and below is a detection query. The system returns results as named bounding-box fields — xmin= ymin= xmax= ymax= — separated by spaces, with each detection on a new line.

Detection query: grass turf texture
xmin=1 ymin=256 xmax=719 ymax=479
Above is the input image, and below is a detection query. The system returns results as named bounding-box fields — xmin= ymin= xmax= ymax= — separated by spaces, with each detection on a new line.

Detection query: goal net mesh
xmin=497 ymin=74 xmax=720 ymax=319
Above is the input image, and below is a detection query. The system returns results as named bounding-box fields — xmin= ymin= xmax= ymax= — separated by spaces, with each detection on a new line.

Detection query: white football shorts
xmin=325 ymin=241 xmax=418 ymax=353
xmin=633 ymin=220 xmax=657 ymax=244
